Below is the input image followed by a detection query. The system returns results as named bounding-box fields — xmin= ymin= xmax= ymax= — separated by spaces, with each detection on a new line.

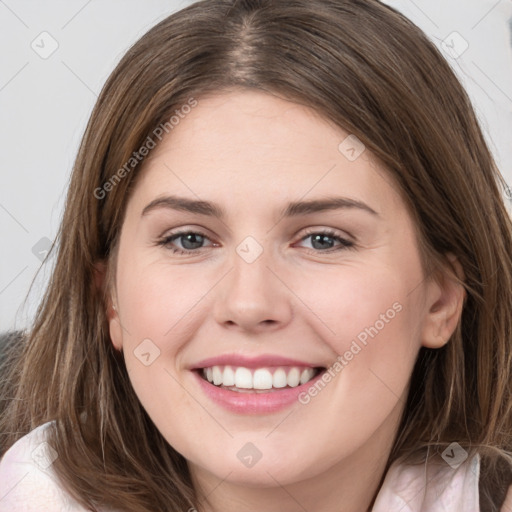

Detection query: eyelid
xmin=298 ymin=226 xmax=354 ymax=243
xmin=158 ymin=225 xmax=215 ymax=241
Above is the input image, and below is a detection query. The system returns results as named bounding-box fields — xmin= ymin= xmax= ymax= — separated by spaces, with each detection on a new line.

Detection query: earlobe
xmin=421 ymin=253 xmax=466 ymax=349
xmin=108 ymin=313 xmax=124 ymax=352
xmin=94 ymin=260 xmax=123 ymax=352
xmin=107 ymin=297 xmax=124 ymax=352
xmin=106 ymin=294 xmax=123 ymax=352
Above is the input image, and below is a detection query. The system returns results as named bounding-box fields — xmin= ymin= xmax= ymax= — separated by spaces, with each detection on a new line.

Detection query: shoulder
xmin=0 ymin=420 xmax=89 ymax=511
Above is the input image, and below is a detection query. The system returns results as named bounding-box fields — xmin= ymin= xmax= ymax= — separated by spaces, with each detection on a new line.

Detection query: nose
xmin=213 ymin=243 xmax=294 ymax=334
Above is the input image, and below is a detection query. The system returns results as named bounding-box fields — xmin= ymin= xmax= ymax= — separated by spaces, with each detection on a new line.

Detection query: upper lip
xmin=190 ymin=354 xmax=325 ymax=370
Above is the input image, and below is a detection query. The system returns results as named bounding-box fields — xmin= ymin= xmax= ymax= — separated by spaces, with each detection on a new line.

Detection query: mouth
xmin=195 ymin=365 xmax=326 ymax=393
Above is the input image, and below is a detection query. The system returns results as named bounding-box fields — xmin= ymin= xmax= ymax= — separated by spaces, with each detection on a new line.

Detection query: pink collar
xmin=372 ymin=453 xmax=480 ymax=511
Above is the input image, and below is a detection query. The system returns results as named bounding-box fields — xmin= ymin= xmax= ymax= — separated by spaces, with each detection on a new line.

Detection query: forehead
xmin=151 ymin=89 xmax=356 ymax=169
xmin=131 ymin=89 xmax=404 ymax=219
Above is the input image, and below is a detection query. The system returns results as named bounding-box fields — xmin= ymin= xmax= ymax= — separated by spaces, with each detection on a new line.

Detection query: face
xmin=106 ymin=89 xmax=453 ymax=492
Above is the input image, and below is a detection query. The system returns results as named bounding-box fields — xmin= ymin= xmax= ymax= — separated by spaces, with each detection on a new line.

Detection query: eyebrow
xmin=141 ymin=194 xmax=379 ymax=219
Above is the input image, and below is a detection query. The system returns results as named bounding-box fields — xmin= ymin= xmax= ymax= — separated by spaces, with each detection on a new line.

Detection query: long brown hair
xmin=2 ymin=0 xmax=511 ymax=510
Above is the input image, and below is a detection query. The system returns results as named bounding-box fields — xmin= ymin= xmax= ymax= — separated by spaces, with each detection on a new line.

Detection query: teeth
xmin=273 ymin=368 xmax=287 ymax=388
xmin=288 ymin=367 xmax=300 ymax=387
xmin=234 ymin=367 xmax=253 ymax=389
xmin=201 ymin=365 xmax=319 ymax=390
xmin=223 ymin=366 xmax=235 ymax=386
xmin=253 ymin=368 xmax=273 ymax=389
xmin=300 ymin=369 xmax=314 ymax=385
xmin=212 ymin=366 xmax=223 ymax=385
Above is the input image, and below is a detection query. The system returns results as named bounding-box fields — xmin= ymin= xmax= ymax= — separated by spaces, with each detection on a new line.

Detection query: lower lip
xmin=191 ymin=369 xmax=326 ymax=414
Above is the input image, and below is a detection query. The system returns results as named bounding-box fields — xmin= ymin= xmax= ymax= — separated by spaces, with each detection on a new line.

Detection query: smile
xmin=192 ymin=365 xmax=327 ymax=414
xmin=200 ymin=365 xmax=322 ymax=392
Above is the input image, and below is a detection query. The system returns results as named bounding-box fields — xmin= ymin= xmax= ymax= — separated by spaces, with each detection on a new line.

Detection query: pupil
xmin=312 ymin=234 xmax=334 ymax=250
xmin=182 ymin=233 xmax=203 ymax=250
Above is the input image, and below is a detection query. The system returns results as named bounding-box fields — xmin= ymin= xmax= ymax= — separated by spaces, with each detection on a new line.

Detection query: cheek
xmin=297 ymin=259 xmax=418 ymax=337
xmin=115 ymin=257 xmax=215 ymax=403
xmin=117 ymin=256 xmax=208 ymax=342
xmin=283 ymin=260 xmax=424 ymax=464
xmin=293 ymin=257 xmax=424 ymax=394
xmin=114 ymin=261 xmax=203 ymax=431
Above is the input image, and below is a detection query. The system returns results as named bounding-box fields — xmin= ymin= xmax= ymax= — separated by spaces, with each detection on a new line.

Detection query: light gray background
xmin=1 ymin=0 xmax=511 ymax=331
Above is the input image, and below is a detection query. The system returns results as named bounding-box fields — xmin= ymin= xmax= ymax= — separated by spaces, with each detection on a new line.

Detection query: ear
xmin=420 ymin=253 xmax=466 ymax=349
xmin=94 ymin=260 xmax=123 ymax=352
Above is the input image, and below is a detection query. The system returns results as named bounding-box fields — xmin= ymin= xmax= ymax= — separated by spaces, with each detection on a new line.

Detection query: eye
xmin=295 ymin=228 xmax=355 ymax=253
xmin=157 ymin=230 xmax=215 ymax=255
xmin=156 ymin=228 xmax=355 ymax=255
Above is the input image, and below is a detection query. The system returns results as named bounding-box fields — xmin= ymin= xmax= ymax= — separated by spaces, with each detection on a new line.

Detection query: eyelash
xmin=156 ymin=228 xmax=355 ymax=255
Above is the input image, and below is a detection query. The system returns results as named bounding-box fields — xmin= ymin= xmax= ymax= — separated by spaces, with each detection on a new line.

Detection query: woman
xmin=1 ymin=0 xmax=511 ymax=510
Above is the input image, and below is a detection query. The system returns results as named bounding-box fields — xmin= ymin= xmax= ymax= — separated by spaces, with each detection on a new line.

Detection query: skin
xmin=103 ymin=88 xmax=465 ymax=512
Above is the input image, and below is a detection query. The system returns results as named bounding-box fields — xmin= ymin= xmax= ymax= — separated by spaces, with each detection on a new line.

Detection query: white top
xmin=0 ymin=420 xmax=502 ymax=511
